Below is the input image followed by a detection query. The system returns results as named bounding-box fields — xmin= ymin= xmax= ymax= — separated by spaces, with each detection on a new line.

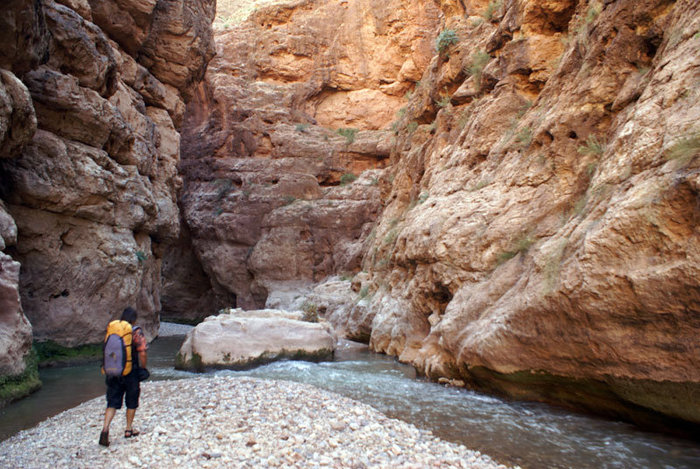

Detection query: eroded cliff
xmin=1 ymin=0 xmax=697 ymax=431
xmin=185 ymin=0 xmax=700 ymax=429
xmin=175 ymin=0 xmax=441 ymax=310
xmin=359 ymin=0 xmax=700 ymax=428
xmin=0 ymin=0 xmax=215 ymax=390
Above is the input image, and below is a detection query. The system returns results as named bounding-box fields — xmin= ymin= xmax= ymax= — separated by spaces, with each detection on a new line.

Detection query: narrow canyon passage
xmin=0 ymin=0 xmax=699 ymax=466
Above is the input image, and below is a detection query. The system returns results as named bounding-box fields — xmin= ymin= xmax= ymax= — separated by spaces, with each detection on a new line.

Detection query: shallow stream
xmin=2 ymin=334 xmax=699 ymax=468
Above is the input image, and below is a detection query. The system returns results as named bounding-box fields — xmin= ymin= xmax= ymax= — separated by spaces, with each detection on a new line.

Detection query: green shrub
xmin=34 ymin=340 xmax=102 ymax=366
xmin=465 ymin=50 xmax=490 ymax=91
xmin=516 ymin=126 xmax=533 ymax=149
xmin=575 ymin=3 xmax=602 ymax=35
xmin=383 ymin=227 xmax=399 ymax=245
xmin=136 ymin=250 xmax=148 ymax=263
xmin=436 ymin=95 xmax=451 ymax=108
xmin=470 ymin=178 xmax=492 ymax=191
xmin=497 ymin=233 xmax=535 ymax=265
xmin=407 ymin=121 xmax=418 ymax=133
xmin=436 ymin=29 xmax=459 ymax=53
xmin=359 ymin=286 xmax=370 ymax=299
xmin=517 ymin=100 xmax=533 ymax=118
xmin=543 ymin=238 xmax=568 ymax=295
xmin=418 ymin=191 xmax=430 ymax=203
xmin=665 ymin=133 xmax=700 ymax=164
xmin=295 ymin=123 xmax=309 ymax=132
xmin=571 ymin=194 xmax=589 ymax=218
xmin=301 ymin=302 xmax=319 ymax=322
xmin=336 ymin=128 xmax=358 ymax=144
xmin=482 ymin=1 xmax=502 ymax=21
xmin=0 ymin=348 xmax=41 ymax=406
xmin=586 ymin=162 xmax=598 ymax=177
xmin=340 ymin=173 xmax=358 ymax=185
xmin=585 ymin=3 xmax=601 ymax=24
xmin=577 ymin=135 xmax=605 ymax=156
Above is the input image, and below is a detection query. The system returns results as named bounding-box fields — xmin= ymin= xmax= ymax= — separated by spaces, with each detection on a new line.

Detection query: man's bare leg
xmin=126 ymin=408 xmax=136 ymax=433
xmin=102 ymin=407 xmax=116 ymax=432
xmin=99 ymin=407 xmax=116 ymax=446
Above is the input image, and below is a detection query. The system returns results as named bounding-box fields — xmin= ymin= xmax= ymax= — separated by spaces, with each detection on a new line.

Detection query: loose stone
xmin=0 ymin=377 xmax=517 ymax=468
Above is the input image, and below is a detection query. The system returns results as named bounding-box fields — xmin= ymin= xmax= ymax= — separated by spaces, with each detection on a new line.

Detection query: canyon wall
xmin=176 ymin=0 xmax=441 ymax=309
xmin=191 ymin=0 xmax=700 ymax=428
xmin=358 ymin=0 xmax=700 ymax=427
xmin=0 ymin=0 xmax=215 ymax=386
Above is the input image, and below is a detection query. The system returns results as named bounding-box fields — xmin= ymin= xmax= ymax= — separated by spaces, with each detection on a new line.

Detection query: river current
xmin=1 ymin=334 xmax=699 ymax=468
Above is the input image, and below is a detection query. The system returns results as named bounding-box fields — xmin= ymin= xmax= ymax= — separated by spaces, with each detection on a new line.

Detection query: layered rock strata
xmin=0 ymin=62 xmax=36 ymax=386
xmin=0 ymin=0 xmax=215 ymax=382
xmin=346 ymin=0 xmax=700 ymax=429
xmin=178 ymin=0 xmax=700 ymax=428
xmin=176 ymin=0 xmax=441 ymax=310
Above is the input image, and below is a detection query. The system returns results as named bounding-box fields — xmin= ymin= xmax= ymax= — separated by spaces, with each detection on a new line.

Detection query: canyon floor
xmin=0 ymin=376 xmax=513 ymax=468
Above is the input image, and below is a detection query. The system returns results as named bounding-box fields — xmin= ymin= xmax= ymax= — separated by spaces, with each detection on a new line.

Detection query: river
xmin=1 ymin=334 xmax=699 ymax=468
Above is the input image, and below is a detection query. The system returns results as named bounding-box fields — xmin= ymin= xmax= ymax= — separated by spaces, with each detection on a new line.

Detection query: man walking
xmin=99 ymin=307 xmax=148 ymax=447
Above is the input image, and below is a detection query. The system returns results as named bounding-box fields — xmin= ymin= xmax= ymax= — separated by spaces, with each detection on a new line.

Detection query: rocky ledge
xmin=0 ymin=377 xmax=512 ymax=468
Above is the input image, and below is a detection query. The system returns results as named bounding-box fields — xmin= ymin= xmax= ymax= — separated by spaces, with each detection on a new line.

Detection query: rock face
xmin=344 ymin=0 xmax=700 ymax=428
xmin=0 ymin=0 xmax=215 ymax=365
xmin=0 ymin=203 xmax=33 ymax=378
xmin=160 ymin=220 xmax=236 ymax=323
xmin=175 ymin=309 xmax=337 ymax=371
xmin=174 ymin=0 xmax=700 ymax=429
xmin=175 ymin=0 xmax=441 ymax=309
xmin=0 ymin=1 xmax=43 ymax=386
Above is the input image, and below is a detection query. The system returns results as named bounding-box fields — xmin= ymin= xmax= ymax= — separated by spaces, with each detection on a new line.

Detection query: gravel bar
xmin=0 ymin=377 xmax=516 ymax=468
xmin=157 ymin=321 xmax=194 ymax=337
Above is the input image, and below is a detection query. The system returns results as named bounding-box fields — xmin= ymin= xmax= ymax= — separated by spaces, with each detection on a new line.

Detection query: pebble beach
xmin=0 ymin=376 xmax=514 ymax=468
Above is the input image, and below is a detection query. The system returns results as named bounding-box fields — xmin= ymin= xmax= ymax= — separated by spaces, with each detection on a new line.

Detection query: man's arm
xmin=134 ymin=328 xmax=148 ymax=368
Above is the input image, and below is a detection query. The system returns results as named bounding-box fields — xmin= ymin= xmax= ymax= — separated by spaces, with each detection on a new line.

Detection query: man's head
xmin=121 ymin=307 xmax=138 ymax=325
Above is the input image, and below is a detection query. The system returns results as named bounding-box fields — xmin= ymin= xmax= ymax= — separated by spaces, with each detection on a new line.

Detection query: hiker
xmin=99 ymin=307 xmax=148 ymax=447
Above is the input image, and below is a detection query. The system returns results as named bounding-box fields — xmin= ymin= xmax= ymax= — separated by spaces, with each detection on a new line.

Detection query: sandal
xmin=99 ymin=430 xmax=109 ymax=447
xmin=124 ymin=429 xmax=140 ymax=438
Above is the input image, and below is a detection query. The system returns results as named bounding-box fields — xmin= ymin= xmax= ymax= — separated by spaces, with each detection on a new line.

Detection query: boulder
xmin=175 ymin=311 xmax=337 ymax=371
xmin=0 ymin=254 xmax=33 ymax=377
xmin=0 ymin=69 xmax=37 ymax=159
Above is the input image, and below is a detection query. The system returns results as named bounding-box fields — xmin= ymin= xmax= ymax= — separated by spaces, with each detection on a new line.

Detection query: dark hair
xmin=120 ymin=307 xmax=138 ymax=324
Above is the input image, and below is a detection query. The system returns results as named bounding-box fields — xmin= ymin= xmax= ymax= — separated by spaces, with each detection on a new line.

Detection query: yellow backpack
xmin=102 ymin=320 xmax=133 ymax=377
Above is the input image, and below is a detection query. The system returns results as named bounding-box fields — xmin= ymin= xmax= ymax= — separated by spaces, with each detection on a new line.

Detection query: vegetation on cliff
xmin=0 ymin=348 xmax=40 ymax=407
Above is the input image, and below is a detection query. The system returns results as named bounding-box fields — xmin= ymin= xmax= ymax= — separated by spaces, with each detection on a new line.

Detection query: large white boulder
xmin=175 ymin=311 xmax=337 ymax=371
